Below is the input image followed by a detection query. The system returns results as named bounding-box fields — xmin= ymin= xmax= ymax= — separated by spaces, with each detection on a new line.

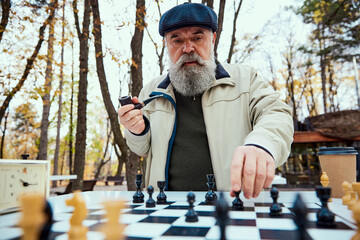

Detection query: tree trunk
xmin=72 ymin=0 xmax=91 ymax=191
xmin=0 ymin=0 xmax=11 ymax=43
xmin=318 ymin=24 xmax=327 ymax=114
xmin=69 ymin=38 xmax=75 ymax=175
xmin=227 ymin=0 xmax=243 ymax=63
xmin=114 ymin=141 xmax=125 ymax=180
xmin=0 ymin=111 xmax=9 ymax=158
xmin=0 ymin=0 xmax=58 ymax=127
xmin=90 ymin=0 xmax=143 ymax=190
xmin=126 ymin=0 xmax=146 ymax=190
xmin=52 ymin=1 xmax=66 ymax=187
xmin=214 ymin=0 xmax=225 ymax=59
xmin=38 ymin=0 xmax=57 ymax=160
xmin=130 ymin=0 xmax=145 ymax=97
xmin=94 ymin=118 xmax=111 ymax=179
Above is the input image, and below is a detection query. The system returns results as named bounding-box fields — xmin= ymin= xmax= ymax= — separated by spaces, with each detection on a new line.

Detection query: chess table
xmin=0 ymin=190 xmax=357 ymax=240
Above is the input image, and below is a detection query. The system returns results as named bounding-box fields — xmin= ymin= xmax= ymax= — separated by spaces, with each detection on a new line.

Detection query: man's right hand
xmin=118 ymin=97 xmax=145 ymax=134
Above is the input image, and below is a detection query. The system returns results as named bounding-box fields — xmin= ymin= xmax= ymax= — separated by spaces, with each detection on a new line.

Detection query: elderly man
xmin=118 ymin=3 xmax=293 ymax=199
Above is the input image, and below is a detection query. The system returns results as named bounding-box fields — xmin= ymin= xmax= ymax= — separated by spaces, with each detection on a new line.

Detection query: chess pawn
xmin=66 ymin=192 xmax=88 ymax=240
xmin=269 ymin=187 xmax=282 ymax=216
xmin=320 ymin=172 xmax=332 ymax=202
xmin=352 ymin=182 xmax=360 ymax=200
xmin=185 ymin=192 xmax=198 ymax=222
xmin=101 ymin=200 xmax=125 ymax=240
xmin=349 ymin=191 xmax=358 ymax=210
xmin=351 ymin=200 xmax=360 ymax=240
xmin=18 ymin=194 xmax=46 ymax=240
xmin=146 ymin=185 xmax=156 ymax=208
xmin=342 ymin=181 xmax=352 ymax=205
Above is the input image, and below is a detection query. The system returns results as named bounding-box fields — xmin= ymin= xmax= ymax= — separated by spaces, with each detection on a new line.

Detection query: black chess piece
xmin=232 ymin=190 xmax=244 ymax=210
xmin=293 ymin=193 xmax=309 ymax=240
xmin=269 ymin=187 xmax=282 ymax=216
xmin=21 ymin=154 xmax=29 ymax=160
xmin=146 ymin=185 xmax=156 ymax=208
xmin=40 ymin=200 xmax=53 ymax=240
xmin=315 ymin=186 xmax=336 ymax=228
xmin=157 ymin=181 xmax=167 ymax=204
xmin=185 ymin=192 xmax=198 ymax=222
xmin=215 ymin=192 xmax=229 ymax=240
xmin=205 ymin=174 xmax=217 ymax=205
xmin=133 ymin=174 xmax=145 ymax=203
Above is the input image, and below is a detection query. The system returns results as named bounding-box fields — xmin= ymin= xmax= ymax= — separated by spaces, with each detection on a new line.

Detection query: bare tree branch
xmin=0 ymin=0 xmax=11 ymax=43
xmin=0 ymin=0 xmax=58 ymax=126
xmin=227 ymin=0 xmax=243 ymax=63
xmin=214 ymin=0 xmax=225 ymax=58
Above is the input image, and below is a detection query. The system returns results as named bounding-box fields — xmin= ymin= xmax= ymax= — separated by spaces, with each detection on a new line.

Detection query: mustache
xmin=175 ymin=52 xmax=206 ymax=67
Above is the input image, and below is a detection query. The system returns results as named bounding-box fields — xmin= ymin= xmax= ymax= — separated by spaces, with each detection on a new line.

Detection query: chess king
xmin=118 ymin=3 xmax=293 ymax=199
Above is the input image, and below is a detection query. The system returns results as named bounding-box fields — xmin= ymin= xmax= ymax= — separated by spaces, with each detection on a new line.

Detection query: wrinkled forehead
xmin=165 ymin=27 xmax=212 ymax=40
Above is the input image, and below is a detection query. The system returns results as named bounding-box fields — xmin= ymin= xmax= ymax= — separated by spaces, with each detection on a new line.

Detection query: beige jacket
xmin=125 ymin=63 xmax=294 ymax=191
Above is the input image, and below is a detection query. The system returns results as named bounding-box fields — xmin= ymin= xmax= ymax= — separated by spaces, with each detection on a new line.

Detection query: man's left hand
xmin=230 ymin=145 xmax=275 ymax=199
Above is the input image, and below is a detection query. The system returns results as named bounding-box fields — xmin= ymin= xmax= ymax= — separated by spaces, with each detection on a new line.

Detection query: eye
xmin=193 ymin=36 xmax=202 ymax=42
xmin=172 ymin=38 xmax=183 ymax=45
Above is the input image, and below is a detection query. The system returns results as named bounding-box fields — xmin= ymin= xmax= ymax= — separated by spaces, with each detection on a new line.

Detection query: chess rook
xmin=101 ymin=200 xmax=125 ymax=240
xmin=315 ymin=186 xmax=336 ymax=228
xmin=157 ymin=181 xmax=167 ymax=204
xmin=232 ymin=190 xmax=244 ymax=210
xmin=18 ymin=194 xmax=46 ymax=240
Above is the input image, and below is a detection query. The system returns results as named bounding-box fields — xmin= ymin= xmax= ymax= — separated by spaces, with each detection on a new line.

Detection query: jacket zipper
xmin=150 ymin=91 xmax=177 ymax=190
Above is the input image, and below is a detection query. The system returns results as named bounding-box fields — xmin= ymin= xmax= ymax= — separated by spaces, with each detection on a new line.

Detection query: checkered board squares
xmin=0 ymin=200 xmax=356 ymax=240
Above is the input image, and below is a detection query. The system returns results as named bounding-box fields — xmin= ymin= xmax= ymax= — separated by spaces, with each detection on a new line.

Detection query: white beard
xmin=168 ymin=52 xmax=217 ymax=97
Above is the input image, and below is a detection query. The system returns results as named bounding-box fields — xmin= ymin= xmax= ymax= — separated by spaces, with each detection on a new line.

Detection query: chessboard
xmin=0 ymin=190 xmax=357 ymax=240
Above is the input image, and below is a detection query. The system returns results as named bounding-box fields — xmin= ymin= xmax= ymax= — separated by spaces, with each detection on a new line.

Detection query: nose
xmin=182 ymin=40 xmax=194 ymax=53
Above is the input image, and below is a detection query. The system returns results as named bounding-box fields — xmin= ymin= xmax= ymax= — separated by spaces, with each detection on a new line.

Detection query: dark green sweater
xmin=168 ymin=91 xmax=214 ymax=191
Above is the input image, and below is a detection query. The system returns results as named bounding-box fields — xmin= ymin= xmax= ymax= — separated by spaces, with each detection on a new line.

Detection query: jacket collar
xmin=157 ymin=63 xmax=231 ymax=90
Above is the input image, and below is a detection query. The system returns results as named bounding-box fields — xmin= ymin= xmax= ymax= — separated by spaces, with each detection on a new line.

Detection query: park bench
xmin=105 ymin=176 xmax=124 ymax=186
xmin=55 ymin=179 xmax=98 ymax=195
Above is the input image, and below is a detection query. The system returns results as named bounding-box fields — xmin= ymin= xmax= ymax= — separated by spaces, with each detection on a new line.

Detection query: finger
xmin=242 ymin=153 xmax=256 ymax=199
xmin=230 ymin=147 xmax=245 ymax=198
xmin=264 ymin=159 xmax=275 ymax=188
xmin=130 ymin=118 xmax=145 ymax=134
xmin=123 ymin=108 xmax=142 ymax=122
xmin=252 ymin=158 xmax=267 ymax=198
xmin=118 ymin=104 xmax=135 ymax=118
xmin=128 ymin=113 xmax=144 ymax=128
xmin=132 ymin=96 xmax=140 ymax=104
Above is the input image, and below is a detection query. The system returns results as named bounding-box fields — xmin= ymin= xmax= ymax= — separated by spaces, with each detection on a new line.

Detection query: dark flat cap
xmin=159 ymin=3 xmax=218 ymax=37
